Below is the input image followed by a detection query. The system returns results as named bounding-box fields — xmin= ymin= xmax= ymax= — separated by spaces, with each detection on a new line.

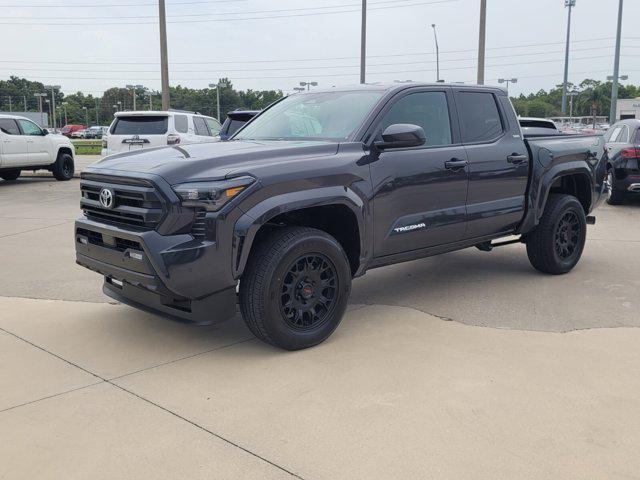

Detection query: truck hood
xmin=86 ymin=140 xmax=339 ymax=184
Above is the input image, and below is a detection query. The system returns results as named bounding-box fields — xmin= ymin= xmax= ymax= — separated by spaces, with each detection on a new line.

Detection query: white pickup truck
xmin=0 ymin=114 xmax=76 ymax=181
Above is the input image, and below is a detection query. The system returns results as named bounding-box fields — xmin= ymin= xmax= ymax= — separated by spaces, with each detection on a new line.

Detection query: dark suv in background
xmin=604 ymin=119 xmax=640 ymax=204
xmin=219 ymin=109 xmax=260 ymax=140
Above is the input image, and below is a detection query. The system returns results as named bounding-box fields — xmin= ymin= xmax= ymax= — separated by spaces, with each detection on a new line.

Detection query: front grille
xmin=77 ymin=228 xmax=142 ymax=252
xmin=80 ymin=175 xmax=165 ymax=230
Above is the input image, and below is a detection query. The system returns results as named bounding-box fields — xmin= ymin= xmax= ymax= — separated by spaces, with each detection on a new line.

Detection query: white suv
xmin=0 ymin=114 xmax=76 ymax=181
xmin=102 ymin=110 xmax=222 ymax=156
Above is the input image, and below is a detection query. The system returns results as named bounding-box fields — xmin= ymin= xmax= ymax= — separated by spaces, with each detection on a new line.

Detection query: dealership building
xmin=616 ymin=98 xmax=640 ymax=121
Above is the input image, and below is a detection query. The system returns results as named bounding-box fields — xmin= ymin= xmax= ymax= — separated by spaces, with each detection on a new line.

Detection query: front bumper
xmin=75 ymin=217 xmax=237 ymax=324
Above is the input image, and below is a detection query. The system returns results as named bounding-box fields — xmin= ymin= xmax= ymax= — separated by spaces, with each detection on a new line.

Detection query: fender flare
xmin=232 ymin=186 xmax=368 ymax=278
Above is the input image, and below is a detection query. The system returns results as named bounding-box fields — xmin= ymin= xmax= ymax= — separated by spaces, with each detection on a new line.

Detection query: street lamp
xmin=145 ymin=90 xmax=154 ymax=110
xmin=567 ymin=91 xmax=579 ymax=123
xmin=5 ymin=97 xmax=12 ymax=112
xmin=609 ymin=0 xmax=625 ymax=123
xmin=498 ymin=77 xmax=518 ymax=93
xmin=44 ymin=85 xmax=61 ymax=131
xmin=45 ymin=99 xmax=51 ymax=128
xmin=299 ymin=81 xmax=318 ymax=91
xmin=431 ymin=24 xmax=441 ymax=82
xmin=561 ymin=0 xmax=576 ymax=114
xmin=293 ymin=87 xmax=305 ymax=93
xmin=61 ymin=102 xmax=68 ymax=126
xmin=126 ymin=84 xmax=144 ymax=111
xmin=34 ymin=93 xmax=47 ymax=126
xmin=83 ymin=106 xmax=89 ymax=127
xmin=208 ymin=83 xmax=221 ymax=121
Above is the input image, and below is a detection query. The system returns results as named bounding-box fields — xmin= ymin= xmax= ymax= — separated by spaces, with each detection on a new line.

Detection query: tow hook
xmin=586 ymin=216 xmax=596 ymax=225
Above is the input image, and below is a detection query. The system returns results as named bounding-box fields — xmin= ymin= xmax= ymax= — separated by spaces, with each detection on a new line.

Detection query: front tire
xmin=239 ymin=227 xmax=352 ymax=350
xmin=525 ymin=194 xmax=587 ymax=275
xmin=52 ymin=152 xmax=74 ymax=181
xmin=0 ymin=169 xmax=21 ymax=181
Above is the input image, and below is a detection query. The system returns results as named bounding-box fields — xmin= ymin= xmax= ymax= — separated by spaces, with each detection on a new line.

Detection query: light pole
xmin=609 ymin=0 xmax=624 ymax=123
xmin=145 ymin=91 xmax=154 ymax=110
xmin=44 ymin=85 xmax=61 ymax=131
xmin=34 ymin=92 xmax=46 ymax=126
xmin=431 ymin=24 xmax=440 ymax=82
xmin=360 ymin=0 xmax=366 ymax=84
xmin=159 ymin=0 xmax=170 ymax=110
xmin=61 ymin=102 xmax=68 ymax=125
xmin=6 ymin=97 xmax=12 ymax=112
xmin=300 ymin=81 xmax=318 ymax=91
xmin=126 ymin=84 xmax=144 ymax=111
xmin=561 ymin=0 xmax=576 ymax=114
xmin=208 ymin=83 xmax=221 ymax=121
xmin=477 ymin=0 xmax=487 ymax=85
xmin=45 ymin=99 xmax=51 ymax=127
xmin=567 ymin=91 xmax=579 ymax=123
xmin=498 ymin=78 xmax=518 ymax=94
xmin=83 ymin=106 xmax=89 ymax=127
xmin=95 ymin=98 xmax=100 ymax=124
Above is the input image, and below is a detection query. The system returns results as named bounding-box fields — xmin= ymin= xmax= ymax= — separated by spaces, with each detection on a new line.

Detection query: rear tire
xmin=525 ymin=194 xmax=587 ymax=275
xmin=605 ymin=170 xmax=626 ymax=205
xmin=239 ymin=227 xmax=351 ymax=350
xmin=52 ymin=152 xmax=74 ymax=181
xmin=0 ymin=169 xmax=21 ymax=181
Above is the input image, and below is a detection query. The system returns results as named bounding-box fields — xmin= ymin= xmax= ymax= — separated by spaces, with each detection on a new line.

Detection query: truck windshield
xmin=233 ymin=91 xmax=384 ymax=141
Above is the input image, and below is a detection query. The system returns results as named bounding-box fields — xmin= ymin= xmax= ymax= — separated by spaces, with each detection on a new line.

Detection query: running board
xmin=475 ymin=237 xmax=523 ymax=252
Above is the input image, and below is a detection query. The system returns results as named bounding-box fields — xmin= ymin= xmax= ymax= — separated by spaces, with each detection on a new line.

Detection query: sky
xmin=0 ymin=0 xmax=638 ymax=98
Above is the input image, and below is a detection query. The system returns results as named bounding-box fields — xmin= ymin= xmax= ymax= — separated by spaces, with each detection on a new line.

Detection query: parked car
xmin=219 ymin=109 xmax=260 ymax=140
xmin=86 ymin=126 xmax=108 ymax=139
xmin=71 ymin=129 xmax=89 ymax=139
xmin=518 ymin=117 xmax=560 ymax=137
xmin=60 ymin=124 xmax=85 ymax=138
xmin=0 ymin=114 xmax=75 ymax=181
xmin=75 ymin=83 xmax=606 ymax=350
xmin=603 ymin=119 xmax=640 ymax=204
xmin=101 ymin=110 xmax=222 ymax=156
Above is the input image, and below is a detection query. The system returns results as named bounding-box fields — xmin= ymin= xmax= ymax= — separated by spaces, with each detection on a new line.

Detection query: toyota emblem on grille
xmin=99 ymin=188 xmax=115 ymax=209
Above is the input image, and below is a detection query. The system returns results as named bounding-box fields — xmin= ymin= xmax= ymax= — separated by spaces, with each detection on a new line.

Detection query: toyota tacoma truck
xmin=0 ymin=114 xmax=75 ymax=181
xmin=75 ymin=84 xmax=607 ymax=350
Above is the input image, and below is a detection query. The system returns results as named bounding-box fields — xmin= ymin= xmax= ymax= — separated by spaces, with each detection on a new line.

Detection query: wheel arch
xmin=233 ymin=187 xmax=368 ymax=279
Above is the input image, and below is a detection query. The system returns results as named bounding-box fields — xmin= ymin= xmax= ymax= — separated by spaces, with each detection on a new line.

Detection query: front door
xmin=0 ymin=118 xmax=29 ymax=167
xmin=17 ymin=119 xmax=50 ymax=165
xmin=370 ymin=88 xmax=469 ymax=258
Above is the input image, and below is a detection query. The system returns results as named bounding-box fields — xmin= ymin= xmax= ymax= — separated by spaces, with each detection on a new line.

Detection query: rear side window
xmin=380 ymin=91 xmax=452 ymax=147
xmin=635 ymin=128 xmax=640 ymax=144
xmin=174 ymin=115 xmax=188 ymax=134
xmin=605 ymin=126 xmax=622 ymax=142
xmin=457 ymin=92 xmax=503 ymax=143
xmin=226 ymin=119 xmax=248 ymax=137
xmin=193 ymin=116 xmax=210 ymax=136
xmin=0 ymin=119 xmax=20 ymax=135
xmin=205 ymin=117 xmax=221 ymax=136
xmin=112 ymin=116 xmax=168 ymax=135
xmin=617 ymin=125 xmax=630 ymax=143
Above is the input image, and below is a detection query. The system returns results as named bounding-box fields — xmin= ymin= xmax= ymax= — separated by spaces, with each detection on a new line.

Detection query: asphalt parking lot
xmin=1 ymin=169 xmax=640 ymax=479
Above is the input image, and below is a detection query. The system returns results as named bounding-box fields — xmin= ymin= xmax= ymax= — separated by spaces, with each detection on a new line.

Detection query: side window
xmin=457 ymin=91 xmax=503 ymax=143
xmin=205 ymin=117 xmax=221 ymax=136
xmin=635 ymin=128 xmax=640 ymax=144
xmin=380 ymin=91 xmax=452 ymax=147
xmin=17 ymin=119 xmax=43 ymax=136
xmin=606 ymin=126 xmax=622 ymax=143
xmin=174 ymin=115 xmax=188 ymax=134
xmin=618 ymin=125 xmax=630 ymax=143
xmin=193 ymin=116 xmax=210 ymax=136
xmin=0 ymin=119 xmax=20 ymax=135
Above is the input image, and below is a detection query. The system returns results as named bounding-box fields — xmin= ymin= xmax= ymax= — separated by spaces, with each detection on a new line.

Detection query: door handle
xmin=507 ymin=154 xmax=528 ymax=165
xmin=444 ymin=158 xmax=468 ymax=171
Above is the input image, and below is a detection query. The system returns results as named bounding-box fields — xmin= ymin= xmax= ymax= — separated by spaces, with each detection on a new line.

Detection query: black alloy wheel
xmin=554 ymin=211 xmax=581 ymax=261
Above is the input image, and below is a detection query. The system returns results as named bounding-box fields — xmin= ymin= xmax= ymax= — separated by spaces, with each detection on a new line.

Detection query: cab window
xmin=174 ymin=115 xmax=188 ymax=134
xmin=0 ymin=119 xmax=20 ymax=135
xmin=379 ymin=91 xmax=452 ymax=147
xmin=193 ymin=116 xmax=210 ymax=136
xmin=457 ymin=91 xmax=504 ymax=143
xmin=205 ymin=117 xmax=221 ymax=136
xmin=17 ymin=119 xmax=43 ymax=136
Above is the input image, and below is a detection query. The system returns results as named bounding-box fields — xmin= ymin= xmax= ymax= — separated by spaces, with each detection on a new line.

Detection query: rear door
xmin=370 ymin=87 xmax=469 ymax=257
xmin=108 ymin=115 xmax=169 ymax=154
xmin=453 ymin=89 xmax=529 ymax=239
xmin=0 ymin=118 xmax=29 ymax=167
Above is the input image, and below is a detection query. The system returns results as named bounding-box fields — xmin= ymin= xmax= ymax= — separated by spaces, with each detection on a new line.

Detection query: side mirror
xmin=41 ymin=129 xmax=49 ymax=136
xmin=375 ymin=124 xmax=426 ymax=150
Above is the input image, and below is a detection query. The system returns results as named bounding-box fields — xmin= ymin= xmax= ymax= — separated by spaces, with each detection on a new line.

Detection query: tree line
xmin=2 ymin=75 xmax=640 ymax=126
xmin=0 ymin=76 xmax=283 ymax=127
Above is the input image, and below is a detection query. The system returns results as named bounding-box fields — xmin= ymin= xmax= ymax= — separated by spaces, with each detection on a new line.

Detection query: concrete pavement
xmin=1 ymin=176 xmax=640 ymax=478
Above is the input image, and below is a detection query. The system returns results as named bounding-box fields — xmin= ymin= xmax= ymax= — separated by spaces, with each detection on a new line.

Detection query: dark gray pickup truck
xmin=75 ymin=83 xmax=607 ymax=350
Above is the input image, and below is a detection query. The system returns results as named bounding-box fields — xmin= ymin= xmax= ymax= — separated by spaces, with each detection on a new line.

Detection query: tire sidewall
xmin=55 ymin=153 xmax=74 ymax=180
xmin=262 ymin=234 xmax=351 ymax=350
xmin=550 ymin=199 xmax=587 ymax=272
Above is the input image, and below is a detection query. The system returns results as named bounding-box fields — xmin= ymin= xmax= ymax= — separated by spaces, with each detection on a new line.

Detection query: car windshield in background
xmin=112 ymin=116 xmax=168 ymax=135
xmin=233 ymin=90 xmax=384 ymax=141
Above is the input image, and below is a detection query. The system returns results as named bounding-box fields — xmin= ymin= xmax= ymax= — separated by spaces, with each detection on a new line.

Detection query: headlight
xmin=173 ymin=176 xmax=254 ymax=211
